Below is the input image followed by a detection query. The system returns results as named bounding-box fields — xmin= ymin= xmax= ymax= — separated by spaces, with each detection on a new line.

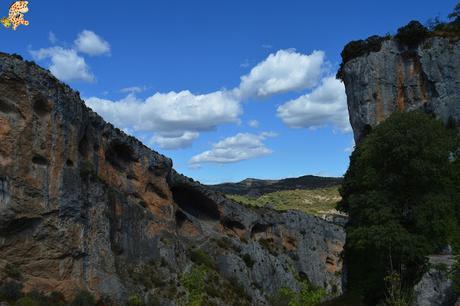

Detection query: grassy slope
xmin=225 ymin=186 xmax=342 ymax=216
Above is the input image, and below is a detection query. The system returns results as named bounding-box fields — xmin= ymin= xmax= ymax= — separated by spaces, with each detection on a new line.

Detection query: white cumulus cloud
xmin=277 ymin=76 xmax=351 ymax=132
xmin=85 ymin=90 xmax=241 ymax=149
xmin=189 ymin=132 xmax=276 ymax=165
xmin=150 ymin=131 xmax=199 ymax=150
xmin=30 ymin=47 xmax=94 ymax=82
xmin=235 ymin=49 xmax=325 ymax=99
xmin=74 ymin=30 xmax=111 ymax=56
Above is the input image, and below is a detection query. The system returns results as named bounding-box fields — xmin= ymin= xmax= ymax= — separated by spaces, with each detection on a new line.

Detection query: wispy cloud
xmin=48 ymin=31 xmax=58 ymax=44
xmin=248 ymin=120 xmax=260 ymax=128
xmin=240 ymin=59 xmax=250 ymax=68
xmin=120 ymin=86 xmax=148 ymax=94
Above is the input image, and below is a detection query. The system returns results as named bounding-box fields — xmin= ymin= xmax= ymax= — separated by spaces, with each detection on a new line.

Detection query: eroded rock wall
xmin=0 ymin=53 xmax=345 ymax=305
xmin=341 ymin=37 xmax=460 ymax=143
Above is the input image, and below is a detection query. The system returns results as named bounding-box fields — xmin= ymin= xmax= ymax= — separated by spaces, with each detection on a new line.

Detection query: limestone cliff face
xmin=0 ymin=53 xmax=345 ymax=305
xmin=341 ymin=37 xmax=460 ymax=143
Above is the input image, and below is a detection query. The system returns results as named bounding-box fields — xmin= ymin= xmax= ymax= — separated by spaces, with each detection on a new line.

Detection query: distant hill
xmin=206 ymin=175 xmax=343 ymax=197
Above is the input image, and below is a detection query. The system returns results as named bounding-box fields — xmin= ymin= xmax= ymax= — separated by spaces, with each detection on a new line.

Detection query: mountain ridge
xmin=206 ymin=175 xmax=342 ymax=197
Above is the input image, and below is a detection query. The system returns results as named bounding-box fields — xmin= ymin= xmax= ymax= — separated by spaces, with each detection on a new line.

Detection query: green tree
xmin=338 ymin=111 xmax=460 ymax=304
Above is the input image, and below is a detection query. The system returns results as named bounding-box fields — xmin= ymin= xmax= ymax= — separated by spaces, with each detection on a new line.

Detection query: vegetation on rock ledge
xmin=337 ymin=2 xmax=460 ymax=80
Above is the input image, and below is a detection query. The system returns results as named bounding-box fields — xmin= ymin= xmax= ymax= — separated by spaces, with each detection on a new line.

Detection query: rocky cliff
xmin=0 ymin=53 xmax=345 ymax=305
xmin=340 ymin=36 xmax=460 ymax=143
xmin=340 ymin=31 xmax=460 ymax=305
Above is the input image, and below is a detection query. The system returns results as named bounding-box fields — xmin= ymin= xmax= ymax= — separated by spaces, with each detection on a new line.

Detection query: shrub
xmin=337 ymin=35 xmax=388 ymax=79
xmin=4 ymin=263 xmax=21 ymax=280
xmin=15 ymin=296 xmax=41 ymax=306
xmin=269 ymin=287 xmax=296 ymax=306
xmin=79 ymin=160 xmax=96 ymax=179
xmin=383 ymin=272 xmax=412 ymax=306
xmin=452 ymin=258 xmax=460 ymax=294
xmin=395 ymin=21 xmax=430 ymax=48
xmin=13 ymin=290 xmax=67 ymax=306
xmin=70 ymin=290 xmax=96 ymax=306
xmin=190 ymin=249 xmax=216 ymax=269
xmin=215 ymin=237 xmax=233 ymax=250
xmin=259 ymin=238 xmax=277 ymax=255
xmin=127 ymin=294 xmax=143 ymax=306
xmin=269 ymin=280 xmax=326 ymax=306
xmin=130 ymin=261 xmax=166 ymax=289
xmin=181 ymin=265 xmax=207 ymax=306
xmin=339 ymin=111 xmax=460 ymax=304
xmin=0 ymin=280 xmax=23 ymax=302
xmin=341 ymin=36 xmax=387 ymax=64
xmin=298 ymin=280 xmax=326 ymax=306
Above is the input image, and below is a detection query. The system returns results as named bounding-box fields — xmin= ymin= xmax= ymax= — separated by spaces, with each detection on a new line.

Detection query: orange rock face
xmin=0 ymin=53 xmax=345 ymax=305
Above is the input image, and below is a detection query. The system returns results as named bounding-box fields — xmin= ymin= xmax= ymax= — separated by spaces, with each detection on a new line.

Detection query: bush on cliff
xmin=337 ymin=35 xmax=389 ymax=80
xmin=338 ymin=111 xmax=460 ymax=304
xmin=70 ymin=290 xmax=96 ymax=306
xmin=0 ymin=280 xmax=22 ymax=302
xmin=395 ymin=21 xmax=430 ymax=48
xmin=269 ymin=279 xmax=326 ymax=306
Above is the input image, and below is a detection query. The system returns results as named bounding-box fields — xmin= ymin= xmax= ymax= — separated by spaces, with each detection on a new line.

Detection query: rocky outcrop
xmin=341 ymin=37 xmax=460 ymax=143
xmin=0 ymin=53 xmax=345 ymax=305
xmin=413 ymin=255 xmax=458 ymax=306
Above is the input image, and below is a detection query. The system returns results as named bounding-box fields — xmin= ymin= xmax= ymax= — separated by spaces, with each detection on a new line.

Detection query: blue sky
xmin=1 ymin=0 xmax=456 ymax=183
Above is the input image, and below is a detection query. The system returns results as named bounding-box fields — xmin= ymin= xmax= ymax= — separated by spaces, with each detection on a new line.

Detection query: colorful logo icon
xmin=1 ymin=1 xmax=29 ymax=30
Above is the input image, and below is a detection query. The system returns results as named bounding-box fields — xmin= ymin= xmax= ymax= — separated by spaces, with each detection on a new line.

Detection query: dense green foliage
xmin=181 ymin=265 xmax=208 ymax=306
xmin=395 ymin=21 xmax=430 ymax=47
xmin=338 ymin=111 xmax=460 ymax=304
xmin=0 ymin=281 xmax=90 ymax=306
xmin=189 ymin=249 xmax=216 ymax=269
xmin=269 ymin=279 xmax=326 ymax=306
xmin=336 ymin=35 xmax=390 ymax=79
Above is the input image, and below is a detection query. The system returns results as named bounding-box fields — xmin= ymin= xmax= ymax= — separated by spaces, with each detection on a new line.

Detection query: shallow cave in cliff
xmin=250 ymin=223 xmax=271 ymax=237
xmin=171 ymin=185 xmax=220 ymax=221
xmin=105 ymin=141 xmax=139 ymax=170
xmin=32 ymin=154 xmax=49 ymax=166
xmin=175 ymin=210 xmax=189 ymax=227
xmin=0 ymin=99 xmax=16 ymax=114
xmin=32 ymin=96 xmax=52 ymax=117
xmin=221 ymin=218 xmax=246 ymax=231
